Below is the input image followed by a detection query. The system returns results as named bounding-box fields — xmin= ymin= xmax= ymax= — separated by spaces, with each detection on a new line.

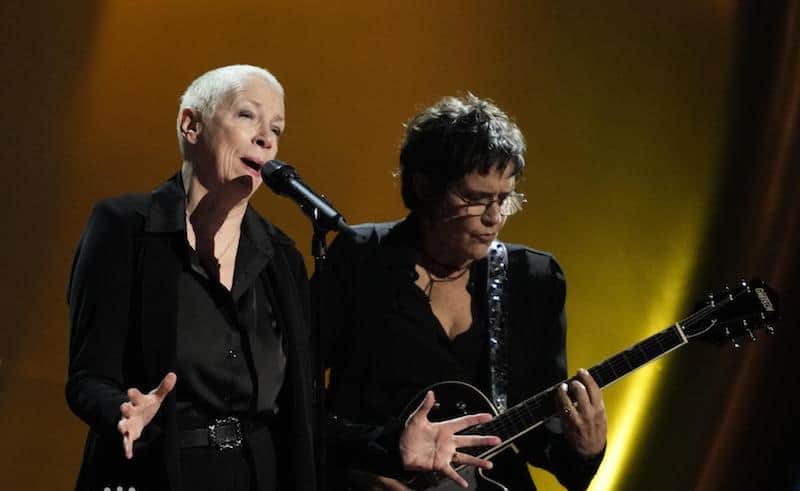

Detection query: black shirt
xmin=350 ymin=261 xmax=489 ymax=424
xmin=176 ymin=213 xmax=286 ymax=417
xmin=324 ymin=215 xmax=498 ymax=426
xmin=322 ymin=215 xmax=604 ymax=490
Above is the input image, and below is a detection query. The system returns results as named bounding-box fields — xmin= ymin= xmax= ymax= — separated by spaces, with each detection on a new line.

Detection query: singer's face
xmin=194 ymin=76 xmax=285 ymax=198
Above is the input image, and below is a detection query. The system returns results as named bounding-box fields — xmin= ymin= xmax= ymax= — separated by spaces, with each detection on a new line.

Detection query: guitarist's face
xmin=431 ymin=163 xmax=517 ymax=264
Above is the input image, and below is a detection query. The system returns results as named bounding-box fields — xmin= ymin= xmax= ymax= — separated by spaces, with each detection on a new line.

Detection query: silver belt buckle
xmin=209 ymin=416 xmax=243 ymax=450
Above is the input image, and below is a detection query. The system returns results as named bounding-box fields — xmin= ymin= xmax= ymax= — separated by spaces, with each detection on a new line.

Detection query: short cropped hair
xmin=399 ymin=93 xmax=526 ymax=213
xmin=176 ymin=64 xmax=283 ymax=157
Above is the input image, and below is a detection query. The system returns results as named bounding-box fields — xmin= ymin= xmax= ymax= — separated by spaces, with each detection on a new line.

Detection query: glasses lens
xmin=499 ymin=193 xmax=526 ymax=216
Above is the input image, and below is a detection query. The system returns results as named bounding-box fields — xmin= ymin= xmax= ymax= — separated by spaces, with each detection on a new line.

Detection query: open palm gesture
xmin=399 ymin=391 xmax=501 ymax=488
xmin=117 ymin=372 xmax=177 ymax=459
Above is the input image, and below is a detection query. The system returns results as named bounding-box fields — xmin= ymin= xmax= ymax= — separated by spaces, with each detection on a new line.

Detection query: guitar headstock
xmin=682 ymin=278 xmax=781 ymax=346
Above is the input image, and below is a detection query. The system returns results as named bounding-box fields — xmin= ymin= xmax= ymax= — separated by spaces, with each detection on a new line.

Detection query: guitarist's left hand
xmin=399 ymin=390 xmax=502 ymax=488
xmin=557 ymin=368 xmax=607 ymax=457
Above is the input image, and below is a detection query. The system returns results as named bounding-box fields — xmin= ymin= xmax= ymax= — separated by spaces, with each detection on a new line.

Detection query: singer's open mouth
xmin=241 ymin=157 xmax=261 ymax=175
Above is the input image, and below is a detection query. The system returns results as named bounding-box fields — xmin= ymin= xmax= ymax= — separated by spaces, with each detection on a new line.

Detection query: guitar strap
xmin=486 ymin=241 xmax=510 ymax=413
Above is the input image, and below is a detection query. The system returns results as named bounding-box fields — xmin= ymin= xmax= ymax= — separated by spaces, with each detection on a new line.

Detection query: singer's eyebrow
xmin=242 ymin=99 xmax=285 ymax=124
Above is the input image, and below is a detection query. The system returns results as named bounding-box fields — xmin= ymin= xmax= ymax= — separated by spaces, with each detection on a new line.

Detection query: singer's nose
xmin=253 ymin=127 xmax=274 ymax=149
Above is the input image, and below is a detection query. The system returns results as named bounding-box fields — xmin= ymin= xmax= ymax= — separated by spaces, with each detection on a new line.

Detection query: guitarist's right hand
xmin=399 ymin=390 xmax=501 ymax=488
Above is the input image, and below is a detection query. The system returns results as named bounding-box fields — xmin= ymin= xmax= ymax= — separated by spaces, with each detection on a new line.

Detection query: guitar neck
xmin=472 ymin=324 xmax=689 ymax=444
xmin=588 ymin=323 xmax=687 ymax=389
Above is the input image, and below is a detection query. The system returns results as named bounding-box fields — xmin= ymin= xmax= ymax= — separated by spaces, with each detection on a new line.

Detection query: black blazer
xmin=321 ymin=216 xmax=602 ymax=491
xmin=66 ymin=174 xmax=317 ymax=491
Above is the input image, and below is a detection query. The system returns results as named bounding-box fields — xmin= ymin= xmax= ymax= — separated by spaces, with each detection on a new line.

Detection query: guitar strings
xmin=460 ymin=288 xmax=751 ymax=460
xmin=464 ymin=328 xmax=686 ymax=443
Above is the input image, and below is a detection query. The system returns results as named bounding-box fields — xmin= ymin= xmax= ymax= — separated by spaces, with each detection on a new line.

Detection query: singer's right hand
xmin=117 ymin=372 xmax=176 ymax=459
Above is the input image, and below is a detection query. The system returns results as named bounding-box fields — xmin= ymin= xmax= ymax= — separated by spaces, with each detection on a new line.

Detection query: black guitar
xmin=397 ymin=279 xmax=781 ymax=490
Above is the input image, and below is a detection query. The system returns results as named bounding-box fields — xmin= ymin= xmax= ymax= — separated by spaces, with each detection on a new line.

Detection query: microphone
xmin=261 ymin=159 xmax=355 ymax=237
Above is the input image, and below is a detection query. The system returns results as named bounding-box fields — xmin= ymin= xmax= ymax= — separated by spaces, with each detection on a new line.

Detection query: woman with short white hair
xmin=67 ymin=63 xmax=311 ymax=491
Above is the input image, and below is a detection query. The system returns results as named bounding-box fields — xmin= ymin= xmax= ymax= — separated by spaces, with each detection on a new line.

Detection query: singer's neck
xmin=181 ymin=162 xmax=247 ymax=236
xmin=181 ymin=161 xmax=249 ymax=219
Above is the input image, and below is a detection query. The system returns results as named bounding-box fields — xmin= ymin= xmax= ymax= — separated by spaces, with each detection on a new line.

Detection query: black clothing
xmin=179 ymin=444 xmax=261 ymax=491
xmin=176 ymin=226 xmax=285 ymax=415
xmin=178 ymin=411 xmax=278 ymax=491
xmin=66 ymin=174 xmax=317 ymax=491
xmin=320 ymin=216 xmax=603 ymax=491
xmin=326 ymin=242 xmax=491 ymax=426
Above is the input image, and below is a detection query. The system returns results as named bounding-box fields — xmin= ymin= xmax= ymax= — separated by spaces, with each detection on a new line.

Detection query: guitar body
xmin=399 ymin=382 xmax=532 ymax=491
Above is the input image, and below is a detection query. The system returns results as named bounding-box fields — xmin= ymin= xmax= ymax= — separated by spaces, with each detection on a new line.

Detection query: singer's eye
xmin=238 ymin=110 xmax=254 ymax=119
xmin=271 ymin=127 xmax=283 ymax=137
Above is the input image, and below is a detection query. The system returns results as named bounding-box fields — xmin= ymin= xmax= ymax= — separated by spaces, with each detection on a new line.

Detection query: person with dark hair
xmin=66 ymin=67 xmax=500 ymax=491
xmin=321 ymin=94 xmax=607 ymax=490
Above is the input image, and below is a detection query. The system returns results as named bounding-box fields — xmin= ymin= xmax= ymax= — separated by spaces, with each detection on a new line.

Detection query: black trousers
xmin=179 ymin=422 xmax=277 ymax=491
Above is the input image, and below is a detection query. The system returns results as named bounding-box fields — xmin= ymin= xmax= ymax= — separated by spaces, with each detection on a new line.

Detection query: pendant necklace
xmin=420 ymin=261 xmax=470 ymax=299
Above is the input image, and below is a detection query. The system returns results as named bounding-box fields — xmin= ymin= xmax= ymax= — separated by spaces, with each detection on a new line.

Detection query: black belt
xmin=179 ymin=415 xmax=270 ymax=451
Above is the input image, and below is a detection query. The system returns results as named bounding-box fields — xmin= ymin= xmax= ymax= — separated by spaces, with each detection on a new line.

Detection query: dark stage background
xmin=0 ymin=2 xmax=797 ymax=490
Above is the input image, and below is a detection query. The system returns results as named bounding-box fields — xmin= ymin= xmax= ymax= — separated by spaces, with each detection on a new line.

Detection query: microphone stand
xmin=261 ymin=160 xmax=353 ymax=490
xmin=310 ymin=211 xmax=332 ymax=491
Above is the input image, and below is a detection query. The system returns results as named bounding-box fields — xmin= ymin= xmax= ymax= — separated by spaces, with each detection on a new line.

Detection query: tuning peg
xmin=723 ymin=326 xmax=739 ymax=349
xmin=740 ymin=278 xmax=750 ymax=291
xmin=766 ymin=325 xmax=775 ymax=335
xmin=723 ymin=284 xmax=733 ymax=301
xmin=706 ymin=291 xmax=716 ymax=306
xmin=742 ymin=320 xmax=757 ymax=341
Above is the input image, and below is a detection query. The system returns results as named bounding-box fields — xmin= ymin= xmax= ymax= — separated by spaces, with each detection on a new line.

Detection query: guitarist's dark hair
xmin=398 ymin=93 xmax=526 ymax=214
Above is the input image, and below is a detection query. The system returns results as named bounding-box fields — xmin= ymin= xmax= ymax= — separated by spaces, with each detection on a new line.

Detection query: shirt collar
xmin=145 ymin=173 xmax=186 ymax=233
xmin=379 ymin=213 xmax=423 ymax=269
xmin=380 ymin=213 xmax=488 ymax=284
xmin=241 ymin=206 xmax=275 ymax=259
xmin=143 ymin=172 xmax=293 ymax=249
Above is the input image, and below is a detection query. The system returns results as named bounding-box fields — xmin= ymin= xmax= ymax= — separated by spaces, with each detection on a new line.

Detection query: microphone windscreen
xmin=261 ymin=159 xmax=285 ymax=180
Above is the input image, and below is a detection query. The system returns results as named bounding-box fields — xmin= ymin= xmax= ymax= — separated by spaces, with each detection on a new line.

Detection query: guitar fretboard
xmin=463 ymin=324 xmax=687 ymax=445
xmin=589 ymin=325 xmax=685 ymax=388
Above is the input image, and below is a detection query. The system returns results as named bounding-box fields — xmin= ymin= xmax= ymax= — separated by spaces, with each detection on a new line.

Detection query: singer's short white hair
xmin=176 ymin=64 xmax=284 ymax=158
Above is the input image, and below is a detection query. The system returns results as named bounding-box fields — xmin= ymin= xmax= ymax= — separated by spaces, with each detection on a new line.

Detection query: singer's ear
xmin=179 ymin=108 xmax=203 ymax=144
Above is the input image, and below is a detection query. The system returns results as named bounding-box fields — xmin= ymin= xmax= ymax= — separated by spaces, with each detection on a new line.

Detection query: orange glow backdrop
xmin=1 ymin=2 xmax=797 ymax=490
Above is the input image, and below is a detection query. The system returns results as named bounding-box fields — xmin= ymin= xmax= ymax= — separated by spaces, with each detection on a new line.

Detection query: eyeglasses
xmin=449 ymin=189 xmax=527 ymax=217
